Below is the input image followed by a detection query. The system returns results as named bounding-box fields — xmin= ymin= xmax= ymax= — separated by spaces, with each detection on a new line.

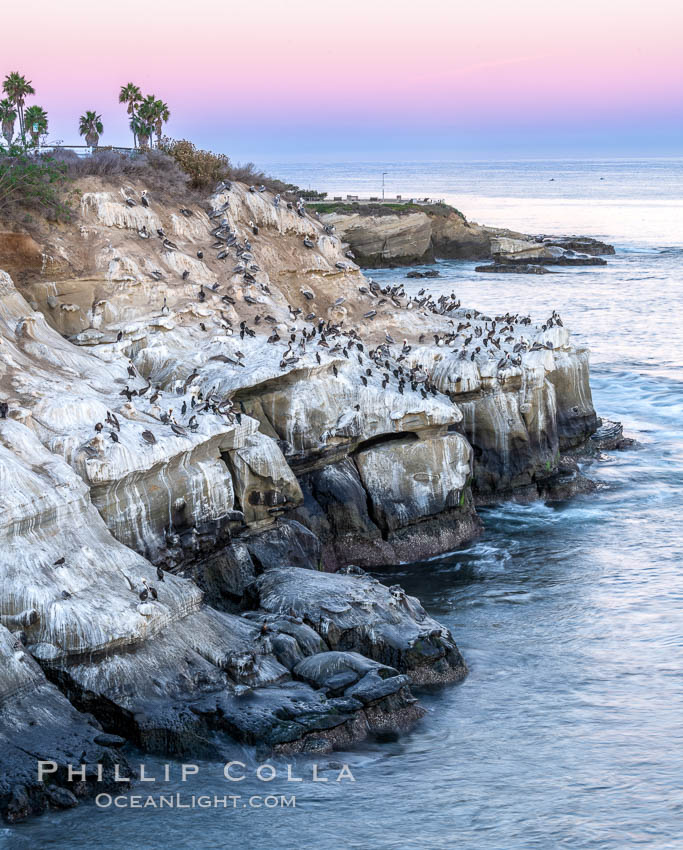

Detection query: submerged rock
xmin=475 ymin=262 xmax=550 ymax=274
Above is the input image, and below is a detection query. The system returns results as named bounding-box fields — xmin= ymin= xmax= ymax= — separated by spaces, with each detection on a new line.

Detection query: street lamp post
xmin=382 ymin=171 xmax=388 ymax=201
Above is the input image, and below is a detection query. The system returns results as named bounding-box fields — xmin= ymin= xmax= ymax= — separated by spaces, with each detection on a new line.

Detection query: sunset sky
xmin=3 ymin=0 xmax=681 ymax=162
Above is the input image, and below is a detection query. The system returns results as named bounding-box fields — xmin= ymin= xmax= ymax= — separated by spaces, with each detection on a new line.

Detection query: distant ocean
xmin=266 ymin=159 xmax=683 ymax=247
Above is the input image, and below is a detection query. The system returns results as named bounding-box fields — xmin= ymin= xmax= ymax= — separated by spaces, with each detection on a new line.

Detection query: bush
xmin=158 ymin=138 xmax=231 ymax=190
xmin=0 ymin=147 xmax=71 ymax=220
xmin=159 ymin=137 xmax=325 ymax=198
xmin=48 ymin=147 xmax=191 ymax=198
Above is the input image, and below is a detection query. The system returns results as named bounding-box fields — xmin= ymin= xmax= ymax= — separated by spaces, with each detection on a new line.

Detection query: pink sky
xmin=3 ymin=0 xmax=682 ymax=158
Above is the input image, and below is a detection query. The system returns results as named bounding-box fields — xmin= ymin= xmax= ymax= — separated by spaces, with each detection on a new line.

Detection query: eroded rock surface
xmin=0 ymin=172 xmax=606 ymax=820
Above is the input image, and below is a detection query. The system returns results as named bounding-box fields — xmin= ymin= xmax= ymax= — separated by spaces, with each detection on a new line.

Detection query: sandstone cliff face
xmin=321 ymin=210 xmax=435 ymax=266
xmin=0 ymin=173 xmax=599 ymax=820
xmin=320 ymin=206 xmax=491 ymax=267
xmin=320 ymin=207 xmax=614 ymax=270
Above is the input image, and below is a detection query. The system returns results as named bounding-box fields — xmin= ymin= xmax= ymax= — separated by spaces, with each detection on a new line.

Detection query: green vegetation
xmin=159 ymin=137 xmax=321 ymax=198
xmin=0 ymin=100 xmax=17 ymax=148
xmin=78 ymin=111 xmax=104 ymax=147
xmin=24 ymin=105 xmax=48 ymax=147
xmin=0 ymin=71 xmax=324 ymax=216
xmin=310 ymin=200 xmax=465 ymax=219
xmin=0 ymin=147 xmax=71 ymax=220
xmin=118 ymin=83 xmax=142 ymax=146
xmin=2 ymin=72 xmax=35 ymax=148
xmin=119 ymin=86 xmax=170 ymax=150
xmin=159 ymin=138 xmax=232 ymax=188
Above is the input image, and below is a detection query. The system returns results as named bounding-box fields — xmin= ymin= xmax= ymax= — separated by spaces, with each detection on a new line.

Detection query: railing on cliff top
xmin=37 ymin=144 xmax=140 ymax=158
xmin=302 ymin=195 xmax=446 ymax=206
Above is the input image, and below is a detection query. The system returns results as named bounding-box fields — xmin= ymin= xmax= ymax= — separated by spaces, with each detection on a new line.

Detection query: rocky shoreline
xmin=318 ymin=203 xmax=615 ymax=271
xmin=0 ymin=177 xmax=620 ymax=822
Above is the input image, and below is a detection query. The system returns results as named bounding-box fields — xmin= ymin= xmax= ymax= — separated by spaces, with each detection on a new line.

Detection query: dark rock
xmin=475 ymin=263 xmax=550 ymax=274
xmin=538 ymin=235 xmax=615 ymax=256
xmin=293 ymin=459 xmax=390 ymax=570
xmin=345 ymin=671 xmax=411 ymax=705
xmin=589 ymin=419 xmax=625 ymax=451
xmin=256 ymin=566 xmax=468 ymax=684
xmin=244 ymin=519 xmax=321 ymax=572
xmin=293 ymin=651 xmax=398 ymax=691
xmin=0 ymin=627 xmax=129 ymax=824
xmin=188 ymin=539 xmax=256 ymax=610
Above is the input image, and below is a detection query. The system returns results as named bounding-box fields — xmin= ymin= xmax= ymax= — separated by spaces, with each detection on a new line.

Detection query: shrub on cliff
xmin=0 ymin=147 xmax=71 ymax=220
xmin=49 ymin=147 xmax=190 ymax=197
xmin=158 ymin=137 xmax=322 ymax=198
xmin=158 ymin=138 xmax=232 ymax=189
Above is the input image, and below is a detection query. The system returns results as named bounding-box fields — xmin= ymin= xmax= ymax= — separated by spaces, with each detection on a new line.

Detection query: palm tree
xmin=118 ymin=82 xmax=142 ymax=147
xmin=78 ymin=110 xmax=104 ymax=147
xmin=0 ymin=99 xmax=17 ymax=147
xmin=152 ymin=99 xmax=170 ymax=148
xmin=24 ymin=105 xmax=48 ymax=148
xmin=130 ymin=115 xmax=151 ymax=149
xmin=137 ymin=96 xmax=161 ymax=148
xmin=138 ymin=95 xmax=161 ymax=148
xmin=2 ymin=72 xmax=35 ymax=147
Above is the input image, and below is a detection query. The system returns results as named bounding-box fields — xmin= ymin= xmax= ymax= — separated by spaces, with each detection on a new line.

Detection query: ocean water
xmin=5 ymin=161 xmax=683 ymax=849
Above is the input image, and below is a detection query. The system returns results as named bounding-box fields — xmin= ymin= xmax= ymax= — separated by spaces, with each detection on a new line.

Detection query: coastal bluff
xmin=0 ymin=174 xmax=615 ymax=822
xmin=316 ymin=201 xmax=614 ymax=269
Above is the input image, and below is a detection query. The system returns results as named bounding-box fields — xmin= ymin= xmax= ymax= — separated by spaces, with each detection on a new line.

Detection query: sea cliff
xmin=0 ymin=174 xmax=614 ymax=821
xmin=316 ymin=201 xmax=615 ymax=269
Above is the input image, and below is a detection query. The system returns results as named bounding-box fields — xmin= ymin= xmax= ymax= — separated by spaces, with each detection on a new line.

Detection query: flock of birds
xmin=0 ymin=180 xmax=570 ymax=611
xmin=81 ymin=180 xmax=568 ymax=458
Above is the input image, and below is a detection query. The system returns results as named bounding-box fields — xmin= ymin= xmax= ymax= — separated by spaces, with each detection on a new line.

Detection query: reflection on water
xmin=5 ymin=165 xmax=683 ymax=849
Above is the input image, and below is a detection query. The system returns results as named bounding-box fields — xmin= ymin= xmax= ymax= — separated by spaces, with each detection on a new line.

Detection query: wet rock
xmin=490 ymin=236 xmax=607 ymax=266
xmin=0 ymin=625 xmax=128 ymax=824
xmin=475 ymin=262 xmax=550 ymax=274
xmin=589 ymin=419 xmax=625 ymax=451
xmin=293 ymin=651 xmax=399 ymax=692
xmin=244 ymin=519 xmax=322 ymax=572
xmin=256 ymin=567 xmax=468 ymax=684
xmin=536 ymin=235 xmax=615 ymax=256
xmin=293 ymin=459 xmax=391 ymax=570
xmin=188 ymin=539 xmax=256 ymax=610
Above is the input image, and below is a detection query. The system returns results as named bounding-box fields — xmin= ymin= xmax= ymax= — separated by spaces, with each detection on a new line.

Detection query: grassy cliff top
xmin=312 ymin=201 xmax=466 ymax=220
